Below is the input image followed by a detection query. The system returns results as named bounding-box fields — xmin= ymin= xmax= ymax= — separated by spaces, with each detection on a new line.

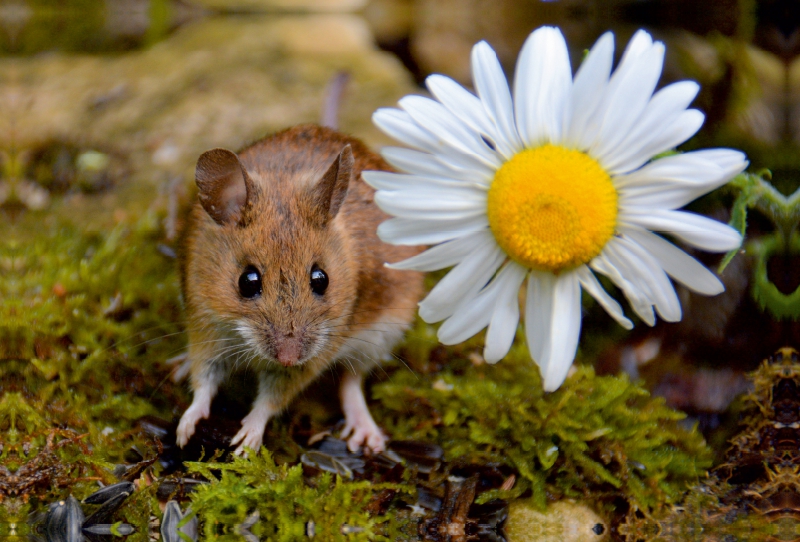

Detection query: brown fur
xmin=177 ymin=124 xmax=423 ymax=450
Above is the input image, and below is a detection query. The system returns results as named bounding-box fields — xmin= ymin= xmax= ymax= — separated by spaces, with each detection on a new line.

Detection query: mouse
xmin=174 ymin=124 xmax=423 ymax=455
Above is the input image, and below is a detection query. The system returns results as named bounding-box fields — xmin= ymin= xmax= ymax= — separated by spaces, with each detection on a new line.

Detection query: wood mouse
xmin=175 ymin=124 xmax=423 ymax=455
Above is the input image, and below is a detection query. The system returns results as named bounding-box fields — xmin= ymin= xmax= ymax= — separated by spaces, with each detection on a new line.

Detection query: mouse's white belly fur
xmin=331 ymin=314 xmax=410 ymax=371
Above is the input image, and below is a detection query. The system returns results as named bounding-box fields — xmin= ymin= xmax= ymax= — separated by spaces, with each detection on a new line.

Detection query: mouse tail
xmin=321 ymin=71 xmax=350 ymax=130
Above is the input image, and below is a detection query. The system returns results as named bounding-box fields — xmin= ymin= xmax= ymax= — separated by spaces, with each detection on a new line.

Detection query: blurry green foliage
xmin=721 ymin=172 xmax=800 ymax=319
xmin=3 ymin=0 xmax=177 ymax=55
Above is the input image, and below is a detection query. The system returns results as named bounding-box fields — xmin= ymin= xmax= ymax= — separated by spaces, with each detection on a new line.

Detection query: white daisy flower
xmin=364 ymin=27 xmax=747 ymax=392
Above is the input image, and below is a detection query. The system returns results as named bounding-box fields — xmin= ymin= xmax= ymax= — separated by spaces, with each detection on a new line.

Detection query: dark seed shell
xmin=83 ymin=481 xmax=135 ymax=505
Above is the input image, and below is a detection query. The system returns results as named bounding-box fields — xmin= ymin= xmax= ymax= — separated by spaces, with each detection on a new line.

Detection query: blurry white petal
xmin=602 ymin=241 xmax=660 ymax=317
xmin=400 ymin=95 xmax=500 ymax=168
xmin=623 ymin=229 xmax=725 ymax=295
xmin=591 ymin=250 xmax=655 ymax=326
xmin=604 ymin=109 xmax=705 ymax=175
xmin=387 ymin=230 xmax=492 ymax=271
xmin=616 ymin=155 xmax=724 ymax=209
xmin=373 ymin=108 xmax=445 ymax=154
xmin=514 ymin=26 xmax=572 ymax=146
xmin=617 ymin=29 xmax=655 ymax=69
xmin=525 ymin=270 xmax=582 ymax=392
xmin=426 ymin=74 xmax=497 ymax=143
xmin=472 ymin=41 xmax=522 ymax=158
xmin=620 ymin=209 xmax=742 ymax=252
xmin=437 ymin=262 xmax=526 ymax=351
xmin=567 ymin=32 xmax=614 ymax=147
xmin=419 ymin=241 xmax=505 ymax=322
xmin=375 ymin=108 xmax=494 ymax=176
xmin=614 ymin=237 xmax=682 ymax=322
xmin=696 ymin=148 xmax=749 ymax=178
xmin=576 ymin=266 xmax=633 ymax=329
xmin=363 ymin=171 xmax=486 ymax=192
xmin=591 ymin=43 xmax=665 ymax=159
xmin=615 ymin=151 xmax=722 ymax=189
xmin=524 ymin=271 xmax=552 ymax=364
xmin=603 ymin=30 xmax=654 ymax=97
xmin=374 ymin=189 xmax=485 ymax=220
xmin=380 ymin=147 xmax=492 ymax=184
xmin=598 ymin=81 xmax=699 ymax=168
xmin=484 ymin=262 xmax=527 ymax=363
xmin=377 ymin=215 xmax=489 ymax=245
xmin=437 ymin=289 xmax=495 ymax=345
xmin=586 ymin=30 xmax=655 ymax=146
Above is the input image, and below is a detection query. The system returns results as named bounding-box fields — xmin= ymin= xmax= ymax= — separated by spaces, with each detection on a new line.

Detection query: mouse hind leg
xmin=336 ymin=318 xmax=411 ymax=453
xmin=339 ymin=369 xmax=386 ymax=453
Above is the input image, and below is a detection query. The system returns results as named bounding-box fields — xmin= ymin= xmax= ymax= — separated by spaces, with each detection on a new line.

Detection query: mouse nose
xmin=274 ymin=332 xmax=302 ymax=367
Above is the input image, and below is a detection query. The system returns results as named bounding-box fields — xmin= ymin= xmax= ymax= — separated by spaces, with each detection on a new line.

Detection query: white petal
xmin=614 ymin=151 xmax=722 ymax=190
xmin=525 ymin=270 xmax=582 ymax=392
xmin=426 ymin=74 xmax=497 ymax=143
xmin=419 ymin=240 xmax=505 ymax=322
xmin=524 ymin=271 xmax=552 ymax=364
xmin=608 ymin=30 xmax=654 ymax=87
xmin=514 ymin=26 xmax=572 ymax=146
xmin=601 ymin=242 xmax=660 ymax=315
xmin=614 ymin=237 xmax=682 ymax=322
xmin=598 ymin=81 xmax=699 ymax=168
xmin=567 ymin=32 xmax=614 ymax=148
xmin=484 ymin=262 xmax=527 ymax=363
xmin=616 ymin=154 xmax=725 ymax=209
xmin=575 ymin=266 xmax=633 ymax=329
xmin=471 ymin=41 xmax=522 ymax=158
xmin=437 ymin=290 xmax=494 ymax=345
xmin=380 ymin=147 xmax=493 ymax=185
xmin=604 ymin=109 xmax=705 ymax=175
xmin=374 ymin=189 xmax=486 ymax=220
xmin=694 ymin=148 xmax=749 ymax=178
xmin=374 ymin=109 xmax=494 ymax=177
xmin=591 ymin=43 xmax=665 ymax=159
xmin=377 ymin=215 xmax=489 ymax=245
xmin=590 ymin=250 xmax=655 ymax=326
xmin=586 ymin=30 xmax=655 ymax=141
xmin=620 ymin=209 xmax=742 ymax=252
xmin=387 ymin=230 xmax=492 ymax=271
xmin=399 ymin=95 xmax=500 ymax=169
xmin=363 ymin=170 xmax=486 ymax=192
xmin=622 ymin=229 xmax=725 ymax=295
xmin=373 ymin=108 xmax=445 ymax=154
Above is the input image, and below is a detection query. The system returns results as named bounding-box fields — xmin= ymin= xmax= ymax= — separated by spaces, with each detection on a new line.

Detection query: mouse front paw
xmin=341 ymin=416 xmax=387 ymax=454
xmin=230 ymin=413 xmax=268 ymax=457
xmin=176 ymin=403 xmax=210 ymax=448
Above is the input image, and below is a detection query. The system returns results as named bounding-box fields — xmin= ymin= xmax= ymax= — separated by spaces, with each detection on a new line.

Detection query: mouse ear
xmin=310 ymin=144 xmax=353 ymax=226
xmin=196 ymin=148 xmax=254 ymax=225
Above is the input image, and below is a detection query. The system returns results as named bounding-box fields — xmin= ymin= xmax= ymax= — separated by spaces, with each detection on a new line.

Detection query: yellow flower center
xmin=487 ymin=144 xmax=617 ymax=273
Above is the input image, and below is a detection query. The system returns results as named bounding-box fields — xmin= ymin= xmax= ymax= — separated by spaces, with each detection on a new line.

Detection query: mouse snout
xmin=273 ymin=331 xmax=303 ymax=367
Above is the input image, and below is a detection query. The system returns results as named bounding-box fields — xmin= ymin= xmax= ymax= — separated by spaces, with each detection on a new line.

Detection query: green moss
xmin=185 ymin=448 xmax=412 ymax=541
xmin=0 ymin=210 xmax=186 ymax=510
xmin=376 ymin=327 xmax=712 ymax=514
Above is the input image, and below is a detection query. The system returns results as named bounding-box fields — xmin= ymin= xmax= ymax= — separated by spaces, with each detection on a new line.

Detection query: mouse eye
xmin=238 ymin=265 xmax=262 ymax=298
xmin=310 ymin=265 xmax=328 ymax=296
